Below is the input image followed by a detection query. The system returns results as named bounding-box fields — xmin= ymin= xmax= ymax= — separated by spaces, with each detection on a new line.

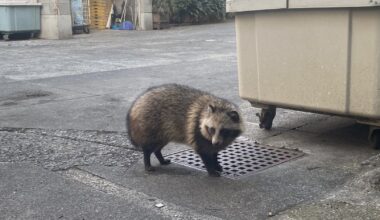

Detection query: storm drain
xmin=165 ymin=137 xmax=304 ymax=179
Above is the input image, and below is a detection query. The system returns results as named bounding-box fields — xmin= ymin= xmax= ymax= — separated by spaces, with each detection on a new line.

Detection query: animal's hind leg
xmin=154 ymin=145 xmax=171 ymax=165
xmin=143 ymin=148 xmax=155 ymax=172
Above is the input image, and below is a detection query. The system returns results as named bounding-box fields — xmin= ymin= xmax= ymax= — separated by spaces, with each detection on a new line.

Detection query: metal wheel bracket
xmin=256 ymin=106 xmax=276 ymax=130
xmin=369 ymin=126 xmax=380 ymax=149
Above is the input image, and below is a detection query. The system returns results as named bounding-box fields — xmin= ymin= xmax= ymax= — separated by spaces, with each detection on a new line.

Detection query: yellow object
xmin=89 ymin=0 xmax=112 ymax=29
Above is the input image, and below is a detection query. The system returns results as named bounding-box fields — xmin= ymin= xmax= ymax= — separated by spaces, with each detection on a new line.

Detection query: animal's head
xmin=200 ymin=102 xmax=243 ymax=148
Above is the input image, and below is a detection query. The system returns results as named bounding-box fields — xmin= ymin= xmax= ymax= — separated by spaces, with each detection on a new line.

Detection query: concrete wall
xmin=38 ymin=0 xmax=72 ymax=39
xmin=138 ymin=0 xmax=152 ymax=30
xmin=113 ymin=0 xmax=123 ymax=14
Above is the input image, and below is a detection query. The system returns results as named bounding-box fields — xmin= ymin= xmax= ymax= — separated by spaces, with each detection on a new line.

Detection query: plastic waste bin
xmin=0 ymin=3 xmax=41 ymax=40
xmin=227 ymin=0 xmax=380 ymax=148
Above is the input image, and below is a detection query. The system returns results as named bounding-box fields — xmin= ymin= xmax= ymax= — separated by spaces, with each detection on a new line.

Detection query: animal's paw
xmin=160 ymin=159 xmax=171 ymax=165
xmin=215 ymin=164 xmax=223 ymax=172
xmin=145 ymin=166 xmax=155 ymax=172
xmin=208 ymin=170 xmax=221 ymax=177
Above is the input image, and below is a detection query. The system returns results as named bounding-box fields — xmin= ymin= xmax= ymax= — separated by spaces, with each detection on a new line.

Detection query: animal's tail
xmin=126 ymin=107 xmax=140 ymax=150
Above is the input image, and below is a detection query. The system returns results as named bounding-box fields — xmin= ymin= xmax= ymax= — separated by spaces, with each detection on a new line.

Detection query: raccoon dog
xmin=126 ymin=84 xmax=243 ymax=177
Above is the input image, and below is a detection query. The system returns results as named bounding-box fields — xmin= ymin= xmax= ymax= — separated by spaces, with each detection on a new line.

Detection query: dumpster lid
xmin=227 ymin=0 xmax=287 ymax=13
xmin=227 ymin=0 xmax=380 ymax=13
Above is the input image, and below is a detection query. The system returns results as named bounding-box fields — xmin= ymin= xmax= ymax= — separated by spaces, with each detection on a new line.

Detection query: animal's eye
xmin=207 ymin=126 xmax=215 ymax=136
xmin=227 ymin=111 xmax=240 ymax=122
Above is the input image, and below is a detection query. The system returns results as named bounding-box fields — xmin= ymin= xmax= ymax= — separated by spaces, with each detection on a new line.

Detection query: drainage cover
xmin=165 ymin=137 xmax=304 ymax=179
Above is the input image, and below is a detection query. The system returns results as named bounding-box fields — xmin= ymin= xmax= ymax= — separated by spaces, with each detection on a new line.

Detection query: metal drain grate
xmin=165 ymin=137 xmax=304 ymax=179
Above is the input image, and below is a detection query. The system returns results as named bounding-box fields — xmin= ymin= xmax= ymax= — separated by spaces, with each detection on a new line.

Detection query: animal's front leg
xmin=213 ymin=153 xmax=223 ymax=172
xmin=154 ymin=150 xmax=171 ymax=165
xmin=198 ymin=152 xmax=220 ymax=177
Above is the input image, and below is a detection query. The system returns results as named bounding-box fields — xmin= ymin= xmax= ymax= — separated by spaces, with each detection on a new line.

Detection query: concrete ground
xmin=1 ymin=21 xmax=380 ymax=220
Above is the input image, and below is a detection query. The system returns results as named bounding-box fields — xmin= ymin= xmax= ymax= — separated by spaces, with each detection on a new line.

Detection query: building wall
xmin=113 ymin=0 xmax=123 ymax=13
xmin=38 ymin=0 xmax=72 ymax=39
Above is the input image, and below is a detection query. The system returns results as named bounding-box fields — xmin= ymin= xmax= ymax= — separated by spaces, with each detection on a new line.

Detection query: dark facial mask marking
xmin=227 ymin=111 xmax=240 ymax=123
xmin=220 ymin=129 xmax=241 ymax=139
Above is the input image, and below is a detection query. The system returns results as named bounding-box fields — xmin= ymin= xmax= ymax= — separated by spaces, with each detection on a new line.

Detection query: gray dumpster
xmin=228 ymin=0 xmax=380 ymax=147
xmin=0 ymin=3 xmax=41 ymax=40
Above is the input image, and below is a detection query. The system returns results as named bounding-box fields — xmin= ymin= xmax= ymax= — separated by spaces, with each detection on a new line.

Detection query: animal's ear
xmin=228 ymin=111 xmax=240 ymax=122
xmin=208 ymin=104 xmax=215 ymax=113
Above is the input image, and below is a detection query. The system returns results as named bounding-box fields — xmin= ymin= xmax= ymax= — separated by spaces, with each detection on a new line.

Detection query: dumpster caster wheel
xmin=256 ymin=106 xmax=276 ymax=130
xmin=3 ymin=34 xmax=9 ymax=41
xmin=369 ymin=127 xmax=380 ymax=149
xmin=84 ymin=26 xmax=90 ymax=34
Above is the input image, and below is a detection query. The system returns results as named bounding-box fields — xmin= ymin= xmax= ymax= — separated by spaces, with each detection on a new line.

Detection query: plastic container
xmin=228 ymin=0 xmax=380 ymax=147
xmin=0 ymin=3 xmax=41 ymax=40
xmin=121 ymin=21 xmax=134 ymax=30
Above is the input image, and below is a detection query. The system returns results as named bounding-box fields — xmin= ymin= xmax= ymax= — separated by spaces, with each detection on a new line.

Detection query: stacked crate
xmin=89 ymin=0 xmax=111 ymax=29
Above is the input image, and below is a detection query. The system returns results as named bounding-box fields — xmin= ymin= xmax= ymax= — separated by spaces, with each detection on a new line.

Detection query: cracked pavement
xmin=1 ymin=21 xmax=380 ymax=219
xmin=0 ymin=128 xmax=140 ymax=171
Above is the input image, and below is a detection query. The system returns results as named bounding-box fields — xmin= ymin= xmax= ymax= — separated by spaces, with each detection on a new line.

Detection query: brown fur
xmin=126 ymin=84 xmax=243 ymax=177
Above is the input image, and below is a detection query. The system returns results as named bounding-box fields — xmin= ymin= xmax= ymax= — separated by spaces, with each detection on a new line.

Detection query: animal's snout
xmin=212 ymin=138 xmax=222 ymax=146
